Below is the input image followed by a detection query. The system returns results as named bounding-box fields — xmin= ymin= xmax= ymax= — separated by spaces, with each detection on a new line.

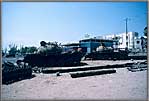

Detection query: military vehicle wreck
xmin=23 ymin=41 xmax=85 ymax=67
xmin=2 ymin=60 xmax=32 ymax=84
xmin=84 ymin=43 xmax=129 ymax=60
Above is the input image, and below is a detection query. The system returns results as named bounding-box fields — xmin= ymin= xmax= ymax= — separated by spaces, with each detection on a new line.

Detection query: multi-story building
xmin=134 ymin=37 xmax=142 ymax=52
xmin=102 ymin=32 xmax=141 ymax=51
xmin=140 ymin=36 xmax=147 ymax=52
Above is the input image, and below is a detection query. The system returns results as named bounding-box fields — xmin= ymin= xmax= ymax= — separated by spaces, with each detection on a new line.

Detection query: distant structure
xmin=63 ymin=31 xmax=146 ymax=54
xmin=101 ymin=32 xmax=146 ymax=52
xmin=62 ymin=38 xmax=115 ymax=54
xmin=62 ymin=43 xmax=80 ymax=52
xmin=115 ymin=32 xmax=139 ymax=49
xmin=79 ymin=38 xmax=115 ymax=53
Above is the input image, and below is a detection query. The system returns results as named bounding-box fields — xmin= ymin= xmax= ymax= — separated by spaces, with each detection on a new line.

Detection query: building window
xmin=137 ymin=41 xmax=140 ymax=44
xmin=126 ymin=42 xmax=128 ymax=45
xmin=115 ymin=42 xmax=118 ymax=45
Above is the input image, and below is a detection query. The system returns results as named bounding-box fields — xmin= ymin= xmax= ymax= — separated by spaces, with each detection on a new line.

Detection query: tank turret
xmin=96 ymin=43 xmax=106 ymax=52
xmin=96 ymin=42 xmax=113 ymax=52
xmin=37 ymin=41 xmax=62 ymax=55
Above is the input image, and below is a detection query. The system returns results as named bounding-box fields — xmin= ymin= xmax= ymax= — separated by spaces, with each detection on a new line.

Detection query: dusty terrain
xmin=1 ymin=60 xmax=147 ymax=100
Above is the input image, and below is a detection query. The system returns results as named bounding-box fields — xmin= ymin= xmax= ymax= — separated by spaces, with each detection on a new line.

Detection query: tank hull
xmin=85 ymin=50 xmax=129 ymax=60
xmin=23 ymin=52 xmax=85 ymax=67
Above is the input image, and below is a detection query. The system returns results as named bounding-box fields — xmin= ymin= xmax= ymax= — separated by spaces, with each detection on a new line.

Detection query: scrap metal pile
xmin=2 ymin=60 xmax=32 ymax=84
xmin=127 ymin=61 xmax=147 ymax=72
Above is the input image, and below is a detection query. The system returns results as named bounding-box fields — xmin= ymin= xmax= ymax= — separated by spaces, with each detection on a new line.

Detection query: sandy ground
xmin=1 ymin=60 xmax=147 ymax=100
xmin=83 ymin=60 xmax=146 ymax=66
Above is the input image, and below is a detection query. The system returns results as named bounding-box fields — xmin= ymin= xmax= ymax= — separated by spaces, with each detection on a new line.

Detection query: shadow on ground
xmin=2 ymin=74 xmax=36 ymax=85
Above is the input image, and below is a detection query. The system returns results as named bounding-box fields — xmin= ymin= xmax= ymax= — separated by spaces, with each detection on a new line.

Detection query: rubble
xmin=127 ymin=61 xmax=147 ymax=72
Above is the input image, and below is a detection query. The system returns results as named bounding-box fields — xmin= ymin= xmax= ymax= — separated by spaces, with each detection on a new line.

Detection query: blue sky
xmin=2 ymin=2 xmax=147 ymax=49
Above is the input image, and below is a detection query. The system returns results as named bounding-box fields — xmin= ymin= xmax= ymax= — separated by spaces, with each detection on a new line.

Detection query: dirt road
xmin=2 ymin=67 xmax=147 ymax=100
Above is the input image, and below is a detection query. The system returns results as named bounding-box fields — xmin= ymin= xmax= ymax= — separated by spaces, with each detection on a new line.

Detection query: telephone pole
xmin=124 ymin=18 xmax=130 ymax=49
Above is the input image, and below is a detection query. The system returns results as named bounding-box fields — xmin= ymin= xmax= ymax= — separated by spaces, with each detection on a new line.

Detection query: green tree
xmin=20 ymin=46 xmax=37 ymax=54
xmin=144 ymin=27 xmax=147 ymax=37
xmin=8 ymin=44 xmax=18 ymax=55
xmin=27 ymin=46 xmax=37 ymax=53
xmin=20 ymin=46 xmax=28 ymax=54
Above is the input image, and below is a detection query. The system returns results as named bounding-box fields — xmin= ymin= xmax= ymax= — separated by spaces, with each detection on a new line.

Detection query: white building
xmin=117 ymin=32 xmax=139 ymax=49
xmin=100 ymin=32 xmax=142 ymax=51
xmin=134 ymin=37 xmax=142 ymax=52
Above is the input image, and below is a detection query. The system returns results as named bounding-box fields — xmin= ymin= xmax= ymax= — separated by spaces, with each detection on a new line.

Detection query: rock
xmin=131 ymin=59 xmax=134 ymax=61
xmin=56 ymin=72 xmax=61 ymax=76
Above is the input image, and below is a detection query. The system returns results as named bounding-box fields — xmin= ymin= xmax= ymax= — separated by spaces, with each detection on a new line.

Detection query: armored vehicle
xmin=23 ymin=41 xmax=85 ymax=67
xmin=2 ymin=60 xmax=32 ymax=84
xmin=85 ymin=43 xmax=129 ymax=60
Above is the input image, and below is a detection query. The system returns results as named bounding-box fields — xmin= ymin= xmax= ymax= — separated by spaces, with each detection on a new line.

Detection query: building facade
xmin=101 ymin=32 xmax=142 ymax=51
xmin=79 ymin=38 xmax=114 ymax=53
xmin=134 ymin=37 xmax=142 ymax=52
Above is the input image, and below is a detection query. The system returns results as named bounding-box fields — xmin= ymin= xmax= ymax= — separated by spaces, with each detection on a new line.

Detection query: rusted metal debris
xmin=2 ymin=60 xmax=32 ymax=84
xmin=127 ymin=61 xmax=147 ymax=72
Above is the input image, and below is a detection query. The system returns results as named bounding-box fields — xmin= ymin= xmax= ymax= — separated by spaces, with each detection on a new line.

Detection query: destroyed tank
xmin=85 ymin=43 xmax=129 ymax=60
xmin=2 ymin=60 xmax=32 ymax=84
xmin=23 ymin=41 xmax=85 ymax=67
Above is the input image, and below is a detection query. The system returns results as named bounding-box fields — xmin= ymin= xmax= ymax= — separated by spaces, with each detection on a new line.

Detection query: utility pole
xmin=124 ymin=18 xmax=129 ymax=50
